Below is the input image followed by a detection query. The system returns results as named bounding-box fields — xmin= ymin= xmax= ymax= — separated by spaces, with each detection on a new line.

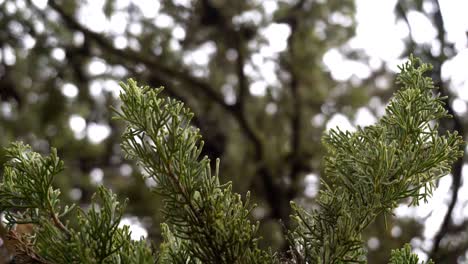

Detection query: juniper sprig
xmin=288 ymin=56 xmax=463 ymax=263
xmin=0 ymin=56 xmax=463 ymax=263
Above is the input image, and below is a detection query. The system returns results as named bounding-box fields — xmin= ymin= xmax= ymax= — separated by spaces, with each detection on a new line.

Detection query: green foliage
xmin=389 ymin=244 xmax=434 ymax=264
xmin=0 ymin=142 xmax=71 ymax=228
xmin=287 ymin=56 xmax=464 ymax=263
xmin=114 ymin=80 xmax=275 ymax=263
xmin=0 ymin=0 xmax=365 ymax=261
xmin=0 ymin=143 xmax=154 ymax=263
xmin=0 ymin=57 xmax=463 ymax=263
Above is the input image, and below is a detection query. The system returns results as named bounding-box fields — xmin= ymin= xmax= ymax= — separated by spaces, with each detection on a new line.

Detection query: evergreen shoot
xmin=287 ymin=55 xmax=464 ymax=263
xmin=0 ymin=56 xmax=463 ymax=263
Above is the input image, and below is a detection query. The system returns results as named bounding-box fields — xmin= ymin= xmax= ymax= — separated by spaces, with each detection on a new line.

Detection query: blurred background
xmin=0 ymin=0 xmax=467 ymax=262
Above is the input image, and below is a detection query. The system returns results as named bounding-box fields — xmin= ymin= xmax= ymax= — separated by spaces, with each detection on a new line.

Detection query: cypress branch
xmin=0 ymin=143 xmax=154 ymax=263
xmin=0 ymin=56 xmax=463 ymax=263
xmin=389 ymin=244 xmax=434 ymax=264
xmin=113 ymin=80 xmax=275 ymax=263
xmin=288 ymin=55 xmax=464 ymax=263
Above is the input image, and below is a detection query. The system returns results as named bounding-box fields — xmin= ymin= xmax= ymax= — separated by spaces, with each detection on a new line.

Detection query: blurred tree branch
xmin=47 ymin=0 xmax=228 ymax=110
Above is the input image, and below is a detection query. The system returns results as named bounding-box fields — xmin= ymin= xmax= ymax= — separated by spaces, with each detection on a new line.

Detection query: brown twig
xmin=6 ymin=229 xmax=49 ymax=264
